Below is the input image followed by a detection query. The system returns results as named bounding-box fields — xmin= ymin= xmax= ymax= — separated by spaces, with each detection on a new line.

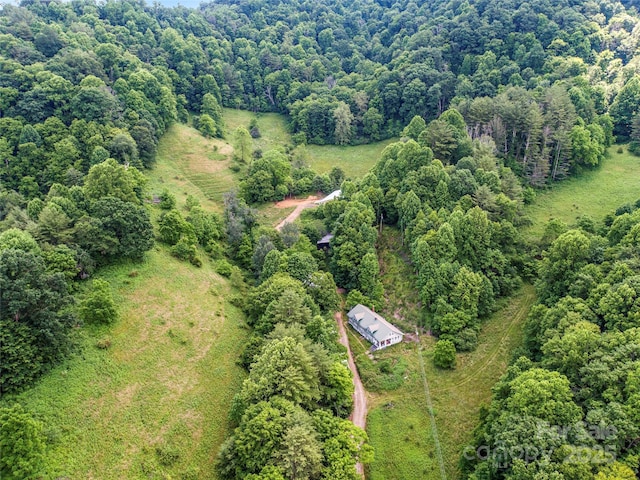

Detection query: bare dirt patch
xmin=274 ymin=195 xmax=319 ymax=208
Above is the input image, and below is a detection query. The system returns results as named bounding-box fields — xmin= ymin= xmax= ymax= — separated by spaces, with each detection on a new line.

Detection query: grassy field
xmin=305 ymin=139 xmax=397 ymax=179
xmin=149 ymin=122 xmax=294 ymax=228
xmin=222 ymin=108 xmax=291 ymax=153
xmin=358 ymin=228 xmax=538 ymax=479
xmin=364 ymin=284 xmax=536 ymax=480
xmin=149 ymin=123 xmax=237 ymax=210
xmin=364 ymin=145 xmax=640 ymax=479
xmin=5 ymin=250 xmax=247 ymax=479
xmin=0 ymin=124 xmax=252 ymax=480
xmin=524 ymin=146 xmax=640 ymax=238
xmin=376 ymin=229 xmax=423 ymax=332
xmin=151 ymin=113 xmax=392 ymax=229
xmin=224 ymin=108 xmax=395 ymax=179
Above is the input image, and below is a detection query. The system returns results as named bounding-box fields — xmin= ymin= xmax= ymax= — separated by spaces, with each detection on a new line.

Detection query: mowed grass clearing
xmin=149 ymin=123 xmax=237 ymax=209
xmin=524 ymin=146 xmax=640 ymax=238
xmin=364 ymin=284 xmax=536 ymax=480
xmin=6 ymin=249 xmax=247 ymax=479
xmin=224 ymin=107 xmax=396 ymax=179
xmin=305 ymin=139 xmax=397 ymax=179
xmin=223 ymin=108 xmax=291 ymax=152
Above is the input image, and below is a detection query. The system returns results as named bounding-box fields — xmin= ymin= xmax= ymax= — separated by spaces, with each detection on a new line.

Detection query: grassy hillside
xmin=363 ymin=229 xmax=536 ymax=479
xmin=149 ymin=123 xmax=236 ymax=209
xmin=1 ymin=126 xmax=252 ymax=480
xmin=152 ymin=112 xmax=397 ymax=230
xmin=223 ymin=108 xmax=291 ymax=153
xmin=364 ymin=146 xmax=640 ymax=479
xmin=305 ymin=139 xmax=397 ymax=179
xmin=7 ymin=250 xmax=247 ymax=479
xmin=223 ymin=108 xmax=395 ymax=179
xmin=524 ymin=146 xmax=640 ymax=238
xmin=365 ymin=287 xmax=536 ymax=479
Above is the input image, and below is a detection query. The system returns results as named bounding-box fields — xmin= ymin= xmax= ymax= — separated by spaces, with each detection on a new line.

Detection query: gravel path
xmin=335 ymin=311 xmax=367 ymax=477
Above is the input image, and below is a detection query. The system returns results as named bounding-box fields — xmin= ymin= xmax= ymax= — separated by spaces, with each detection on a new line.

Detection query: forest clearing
xmin=3 ymin=1 xmax=640 ymax=479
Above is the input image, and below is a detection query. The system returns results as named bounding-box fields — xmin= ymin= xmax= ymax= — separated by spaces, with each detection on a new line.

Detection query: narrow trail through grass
xmin=365 ymin=145 xmax=640 ymax=479
xmin=365 ymin=227 xmax=537 ymax=479
xmin=415 ymin=337 xmax=448 ymax=480
xmin=363 ymin=284 xmax=536 ymax=479
xmin=430 ymin=285 xmax=536 ymax=394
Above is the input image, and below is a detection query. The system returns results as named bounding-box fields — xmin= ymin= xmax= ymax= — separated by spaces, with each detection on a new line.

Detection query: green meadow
xmin=363 ymin=229 xmax=536 ymax=480
xmin=524 ymin=146 xmax=640 ymax=238
xmin=5 ymin=250 xmax=247 ymax=479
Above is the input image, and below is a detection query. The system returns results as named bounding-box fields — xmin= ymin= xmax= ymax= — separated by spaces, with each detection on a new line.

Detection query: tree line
xmin=463 ymin=202 xmax=640 ymax=479
xmin=216 ymin=192 xmax=372 ymax=480
xmin=2 ymin=0 xmax=640 ymax=185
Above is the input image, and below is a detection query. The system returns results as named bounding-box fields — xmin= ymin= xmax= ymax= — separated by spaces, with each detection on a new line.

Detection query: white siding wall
xmin=348 ymin=315 xmax=403 ymax=350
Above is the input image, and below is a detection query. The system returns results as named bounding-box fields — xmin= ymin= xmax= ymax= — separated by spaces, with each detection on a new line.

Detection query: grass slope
xmin=2 ymin=125 xmax=251 ymax=480
xmin=6 ymin=250 xmax=247 ymax=479
xmin=224 ymin=108 xmax=396 ymax=179
xmin=150 ymin=123 xmax=236 ymax=209
xmin=524 ymin=146 xmax=640 ymax=238
xmin=365 ymin=284 xmax=536 ymax=480
xmin=365 ymin=146 xmax=640 ymax=479
xmin=358 ymin=229 xmax=537 ymax=479
xmin=155 ymin=111 xmax=395 ymax=228
xmin=223 ymin=108 xmax=291 ymax=152
xmin=148 ymin=122 xmax=291 ymax=228
xmin=305 ymin=139 xmax=397 ymax=179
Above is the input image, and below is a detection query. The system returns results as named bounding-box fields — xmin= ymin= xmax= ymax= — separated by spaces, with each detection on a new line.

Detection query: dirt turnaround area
xmin=274 ymin=195 xmax=318 ymax=230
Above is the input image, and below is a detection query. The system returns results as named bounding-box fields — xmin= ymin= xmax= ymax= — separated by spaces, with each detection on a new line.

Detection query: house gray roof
xmin=317 ymin=233 xmax=334 ymax=245
xmin=347 ymin=304 xmax=403 ymax=342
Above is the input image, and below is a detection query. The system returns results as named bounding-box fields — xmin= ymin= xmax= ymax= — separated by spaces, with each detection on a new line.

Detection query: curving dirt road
xmin=274 ymin=196 xmax=318 ymax=231
xmin=334 ymin=311 xmax=367 ymax=477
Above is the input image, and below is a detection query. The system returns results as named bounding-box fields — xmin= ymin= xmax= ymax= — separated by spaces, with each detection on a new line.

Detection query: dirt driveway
xmin=274 ymin=196 xmax=318 ymax=230
xmin=335 ymin=311 xmax=367 ymax=477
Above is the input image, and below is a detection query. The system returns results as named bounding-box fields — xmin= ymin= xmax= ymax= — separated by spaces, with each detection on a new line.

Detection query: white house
xmin=347 ymin=304 xmax=404 ymax=350
xmin=314 ymin=189 xmax=341 ymax=205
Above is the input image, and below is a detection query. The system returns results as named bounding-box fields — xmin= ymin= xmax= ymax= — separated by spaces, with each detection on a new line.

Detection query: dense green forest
xmin=463 ymin=204 xmax=640 ymax=479
xmin=2 ymin=0 xmax=640 ymax=478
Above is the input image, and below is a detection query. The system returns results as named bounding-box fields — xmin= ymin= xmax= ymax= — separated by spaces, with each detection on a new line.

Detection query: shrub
xmin=156 ymin=444 xmax=180 ymax=466
xmin=292 ymin=132 xmax=307 ymax=145
xmin=346 ymin=289 xmax=376 ymax=311
xmin=185 ymin=195 xmax=200 ymax=211
xmin=96 ymin=337 xmax=112 ymax=349
xmin=0 ymin=404 xmax=46 ymax=480
xmin=170 ymin=237 xmax=198 ymax=263
xmin=357 ymin=354 xmax=407 ymax=392
xmin=206 ymin=240 xmax=224 ymax=259
xmin=80 ymin=279 xmax=118 ymax=325
xmin=433 ymin=339 xmax=456 ymax=369
xmin=215 ymin=259 xmax=233 ymax=277
xmin=159 ymin=189 xmax=176 ymax=210
xmin=229 ymin=266 xmax=245 ymax=290
xmin=522 ymin=187 xmax=536 ymax=205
